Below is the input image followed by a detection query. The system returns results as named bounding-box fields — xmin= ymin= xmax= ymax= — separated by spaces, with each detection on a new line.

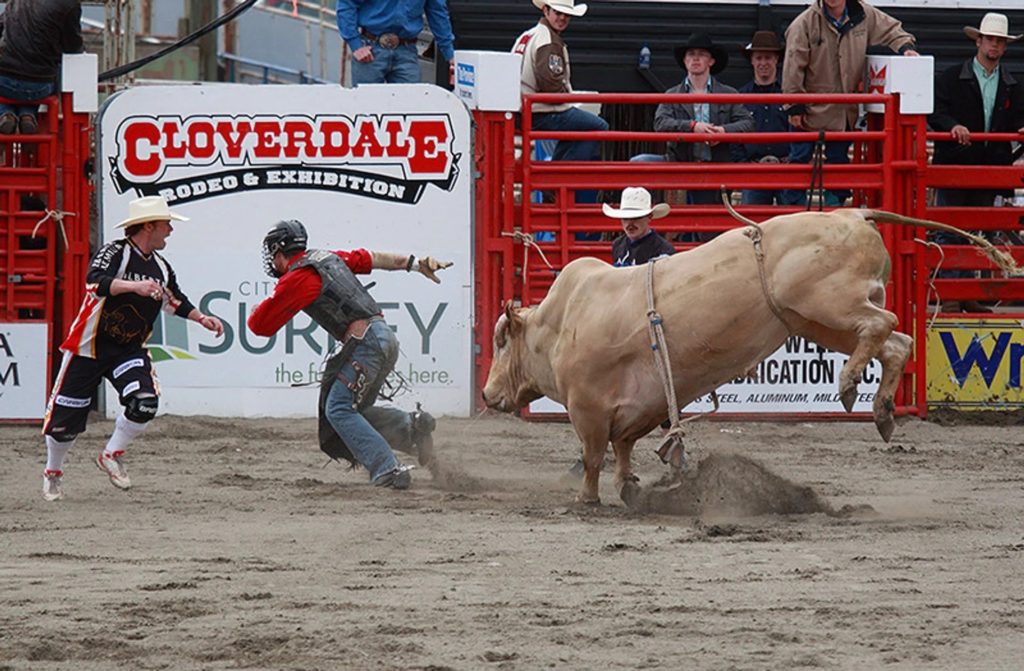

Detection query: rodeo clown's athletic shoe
xmin=373 ymin=464 xmax=413 ymax=490
xmin=96 ymin=450 xmax=132 ymax=490
xmin=410 ymin=405 xmax=437 ymax=467
xmin=42 ymin=470 xmax=64 ymax=501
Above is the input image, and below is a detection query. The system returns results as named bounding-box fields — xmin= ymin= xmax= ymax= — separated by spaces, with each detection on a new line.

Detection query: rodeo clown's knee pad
xmin=124 ymin=394 xmax=159 ymax=424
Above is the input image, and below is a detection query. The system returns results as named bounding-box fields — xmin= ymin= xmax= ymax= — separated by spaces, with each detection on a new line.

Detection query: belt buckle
xmin=379 ymin=32 xmax=400 ymax=49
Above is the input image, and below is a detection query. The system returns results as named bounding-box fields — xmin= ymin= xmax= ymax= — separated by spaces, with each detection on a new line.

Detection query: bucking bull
xmin=482 ymin=206 xmax=1020 ymax=505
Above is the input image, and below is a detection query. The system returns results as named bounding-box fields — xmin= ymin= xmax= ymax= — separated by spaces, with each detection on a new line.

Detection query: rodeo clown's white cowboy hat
xmin=602 ymin=187 xmax=671 ymax=220
xmin=964 ymin=13 xmax=1022 ymax=43
xmin=532 ymin=0 xmax=587 ymax=18
xmin=115 ymin=195 xmax=189 ymax=229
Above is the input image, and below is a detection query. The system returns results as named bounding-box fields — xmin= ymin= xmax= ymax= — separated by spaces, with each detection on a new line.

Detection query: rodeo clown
xmin=42 ymin=196 xmax=225 ymax=501
xmin=248 ymin=220 xmax=451 ymax=490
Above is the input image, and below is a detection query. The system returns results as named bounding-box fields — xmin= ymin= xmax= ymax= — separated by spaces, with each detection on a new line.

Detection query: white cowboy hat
xmin=115 ymin=195 xmax=189 ymax=229
xmin=964 ymin=13 xmax=1022 ymax=43
xmin=531 ymin=0 xmax=588 ymax=18
xmin=602 ymin=187 xmax=670 ymax=220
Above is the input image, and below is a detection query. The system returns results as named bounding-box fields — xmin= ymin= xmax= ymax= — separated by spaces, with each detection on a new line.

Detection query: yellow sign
xmin=926 ymin=318 xmax=1024 ymax=409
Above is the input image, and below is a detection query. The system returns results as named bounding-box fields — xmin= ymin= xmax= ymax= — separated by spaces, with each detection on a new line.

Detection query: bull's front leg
xmin=577 ymin=436 xmax=606 ymax=505
xmin=611 ymin=438 xmax=640 ymax=508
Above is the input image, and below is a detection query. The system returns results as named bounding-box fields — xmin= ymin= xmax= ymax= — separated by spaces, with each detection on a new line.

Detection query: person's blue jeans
xmin=351 ymin=44 xmax=420 ymax=85
xmin=325 ymin=320 xmax=401 ymax=481
xmin=741 ymin=189 xmax=785 ymax=205
xmin=780 ymin=140 xmax=851 ymax=206
xmin=0 ymin=75 xmax=55 ymax=119
xmin=532 ymin=107 xmax=608 ymax=204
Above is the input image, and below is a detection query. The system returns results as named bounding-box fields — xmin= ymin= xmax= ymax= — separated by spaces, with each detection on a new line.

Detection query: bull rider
xmin=248 ymin=220 xmax=452 ymax=490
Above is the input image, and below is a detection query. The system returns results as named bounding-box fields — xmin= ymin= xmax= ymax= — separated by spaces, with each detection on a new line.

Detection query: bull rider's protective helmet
xmin=262 ymin=219 xmax=308 ymax=277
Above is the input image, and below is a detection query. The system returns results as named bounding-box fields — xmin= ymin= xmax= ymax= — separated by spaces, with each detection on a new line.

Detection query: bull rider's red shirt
xmin=247 ymin=248 xmax=373 ymax=337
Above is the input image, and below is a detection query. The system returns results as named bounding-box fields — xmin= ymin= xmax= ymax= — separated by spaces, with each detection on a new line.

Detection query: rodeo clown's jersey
xmin=61 ymin=239 xmax=196 ymax=358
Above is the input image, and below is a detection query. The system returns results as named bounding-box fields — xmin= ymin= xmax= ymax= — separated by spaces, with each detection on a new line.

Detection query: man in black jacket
xmin=0 ymin=0 xmax=83 ymax=134
xmin=929 ymin=12 xmax=1024 ymax=208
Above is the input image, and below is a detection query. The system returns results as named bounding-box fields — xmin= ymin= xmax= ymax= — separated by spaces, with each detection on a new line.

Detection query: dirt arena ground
xmin=3 ymin=412 xmax=1024 ymax=670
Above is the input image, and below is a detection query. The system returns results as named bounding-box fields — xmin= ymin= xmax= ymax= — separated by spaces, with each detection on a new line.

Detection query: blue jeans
xmin=780 ymin=140 xmax=851 ymax=206
xmin=351 ymin=44 xmax=419 ymax=85
xmin=532 ymin=106 xmax=608 ymax=204
xmin=0 ymin=75 xmax=54 ymax=118
xmin=741 ymin=189 xmax=786 ymax=205
xmin=325 ymin=320 xmax=401 ymax=481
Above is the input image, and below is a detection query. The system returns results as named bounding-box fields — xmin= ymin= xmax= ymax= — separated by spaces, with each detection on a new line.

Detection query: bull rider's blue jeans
xmin=351 ymin=44 xmax=420 ymax=85
xmin=325 ymin=320 xmax=402 ymax=481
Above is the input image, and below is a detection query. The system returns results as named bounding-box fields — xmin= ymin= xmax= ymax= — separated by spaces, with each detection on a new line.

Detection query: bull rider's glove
xmin=415 ymin=256 xmax=453 ymax=284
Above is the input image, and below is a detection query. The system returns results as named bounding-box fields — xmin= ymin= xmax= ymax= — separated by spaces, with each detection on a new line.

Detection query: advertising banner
xmin=0 ymin=323 xmax=49 ymax=421
xmin=98 ymin=84 xmax=473 ymax=417
xmin=529 ymin=335 xmax=881 ymax=415
xmin=926 ymin=317 xmax=1024 ymax=410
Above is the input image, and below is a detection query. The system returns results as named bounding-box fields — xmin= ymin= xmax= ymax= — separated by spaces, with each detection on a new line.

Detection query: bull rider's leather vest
xmin=289 ymin=249 xmax=381 ymax=339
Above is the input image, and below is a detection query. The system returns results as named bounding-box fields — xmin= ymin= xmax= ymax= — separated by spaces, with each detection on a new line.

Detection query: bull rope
xmin=644 ymin=259 xmax=719 ymax=472
xmin=720 ymin=191 xmax=795 ymax=334
xmin=500 ymin=231 xmax=557 ymax=275
xmin=32 ymin=209 xmax=74 ymax=251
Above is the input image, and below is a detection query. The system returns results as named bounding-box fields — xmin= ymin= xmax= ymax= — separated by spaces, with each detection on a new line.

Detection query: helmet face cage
xmin=261 ymin=220 xmax=307 ymax=278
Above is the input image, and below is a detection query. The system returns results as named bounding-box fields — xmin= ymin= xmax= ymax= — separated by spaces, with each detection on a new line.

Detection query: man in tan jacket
xmin=781 ymin=0 xmax=918 ymax=205
xmin=512 ymin=0 xmax=608 ymax=205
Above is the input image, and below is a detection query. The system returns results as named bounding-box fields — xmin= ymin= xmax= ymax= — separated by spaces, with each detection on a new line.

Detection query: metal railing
xmin=220 ymin=52 xmax=333 ymax=84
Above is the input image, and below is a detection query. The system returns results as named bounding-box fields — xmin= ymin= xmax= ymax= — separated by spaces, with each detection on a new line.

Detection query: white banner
xmin=98 ymin=84 xmax=473 ymax=418
xmin=529 ymin=336 xmax=881 ymax=416
xmin=0 ymin=323 xmax=49 ymax=420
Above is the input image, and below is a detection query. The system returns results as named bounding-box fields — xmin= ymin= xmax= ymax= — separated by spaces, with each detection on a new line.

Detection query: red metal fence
xmin=0 ymin=93 xmax=93 ymax=395
xmin=474 ymin=91 xmax=1024 ymax=419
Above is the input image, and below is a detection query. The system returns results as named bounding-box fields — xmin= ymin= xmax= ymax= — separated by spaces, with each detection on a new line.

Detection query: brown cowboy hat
xmin=743 ymin=30 xmax=783 ymax=59
xmin=673 ymin=32 xmax=728 ymax=75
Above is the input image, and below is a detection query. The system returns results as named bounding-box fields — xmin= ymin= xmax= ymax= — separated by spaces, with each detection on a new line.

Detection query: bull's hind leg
xmin=611 ymin=438 xmax=640 ymax=508
xmin=799 ymin=300 xmax=899 ymax=437
xmin=872 ymin=331 xmax=912 ymax=442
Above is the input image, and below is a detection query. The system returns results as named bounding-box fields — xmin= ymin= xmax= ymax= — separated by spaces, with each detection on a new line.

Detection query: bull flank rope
xmin=501 ymin=231 xmax=557 ymax=275
xmin=645 ymin=260 xmax=719 ymax=472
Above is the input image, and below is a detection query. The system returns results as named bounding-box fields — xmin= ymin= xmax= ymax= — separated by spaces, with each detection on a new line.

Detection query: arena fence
xmin=473 ymin=91 xmax=1024 ymax=420
xmin=0 ymin=93 xmax=93 ymax=420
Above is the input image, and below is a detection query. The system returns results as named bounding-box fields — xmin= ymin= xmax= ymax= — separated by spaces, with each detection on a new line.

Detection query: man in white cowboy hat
xmin=730 ymin=30 xmax=791 ymax=205
xmin=512 ymin=0 xmax=608 ymax=205
xmin=782 ymin=0 xmax=918 ymax=206
xmin=605 ymin=186 xmax=676 ymax=267
xmin=633 ymin=32 xmax=753 ymax=215
xmin=40 ymin=195 xmax=224 ymax=501
xmin=927 ymin=12 xmax=1024 ymax=312
xmin=930 ymin=12 xmax=1024 ymax=208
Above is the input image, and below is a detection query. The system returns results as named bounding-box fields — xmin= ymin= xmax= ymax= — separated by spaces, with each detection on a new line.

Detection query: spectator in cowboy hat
xmin=336 ymin=0 xmax=456 ymax=86
xmin=512 ymin=0 xmax=608 ymax=206
xmin=927 ymin=12 xmax=1024 ymax=312
xmin=632 ymin=32 xmax=753 ymax=236
xmin=730 ymin=30 xmax=791 ymax=206
xmin=781 ymin=0 xmax=918 ymax=207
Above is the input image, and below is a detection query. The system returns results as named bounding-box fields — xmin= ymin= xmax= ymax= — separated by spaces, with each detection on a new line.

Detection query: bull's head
xmin=481 ymin=302 xmax=538 ymax=412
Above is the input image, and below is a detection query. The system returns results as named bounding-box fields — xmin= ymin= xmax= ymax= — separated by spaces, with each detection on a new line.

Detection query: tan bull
xmin=482 ymin=208 xmax=1018 ymax=505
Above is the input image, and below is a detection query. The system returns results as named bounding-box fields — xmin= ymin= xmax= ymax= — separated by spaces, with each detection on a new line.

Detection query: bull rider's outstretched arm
xmin=369 ymin=251 xmax=454 ymax=284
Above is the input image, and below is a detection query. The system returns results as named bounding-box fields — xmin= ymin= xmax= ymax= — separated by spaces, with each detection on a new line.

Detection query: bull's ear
xmin=504 ymin=301 xmax=525 ymax=335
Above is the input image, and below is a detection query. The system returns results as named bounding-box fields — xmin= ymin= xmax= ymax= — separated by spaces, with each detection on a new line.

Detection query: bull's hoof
xmin=875 ymin=415 xmax=895 ymax=442
xmin=574 ymin=491 xmax=601 ymax=505
xmin=619 ymin=480 xmax=642 ymax=509
xmin=840 ymin=386 xmax=857 ymax=413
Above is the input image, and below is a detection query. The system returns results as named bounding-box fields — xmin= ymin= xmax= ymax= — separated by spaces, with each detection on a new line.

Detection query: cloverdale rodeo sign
xmin=98 ymin=84 xmax=473 ymax=418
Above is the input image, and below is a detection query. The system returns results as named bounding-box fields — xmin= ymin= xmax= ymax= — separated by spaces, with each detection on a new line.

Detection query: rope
xmin=806 ymin=131 xmax=826 ymax=211
xmin=501 ymin=230 xmax=557 ymax=275
xmin=32 ymin=209 xmax=74 ymax=251
xmin=914 ymin=237 xmax=946 ymax=331
xmin=644 ymin=259 xmax=719 ymax=472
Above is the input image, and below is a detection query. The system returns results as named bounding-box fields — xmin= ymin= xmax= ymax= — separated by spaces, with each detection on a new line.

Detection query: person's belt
xmin=342 ymin=315 xmax=383 ymax=343
xmin=360 ymin=29 xmax=417 ymax=49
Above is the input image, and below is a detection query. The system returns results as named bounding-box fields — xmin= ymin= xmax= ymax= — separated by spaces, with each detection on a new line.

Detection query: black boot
xmin=410 ymin=404 xmax=436 ymax=466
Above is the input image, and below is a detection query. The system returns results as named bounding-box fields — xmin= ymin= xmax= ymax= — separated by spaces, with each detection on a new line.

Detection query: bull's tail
xmin=719 ymin=190 xmax=1023 ymax=278
xmin=863 ymin=210 xmax=1022 ymax=278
